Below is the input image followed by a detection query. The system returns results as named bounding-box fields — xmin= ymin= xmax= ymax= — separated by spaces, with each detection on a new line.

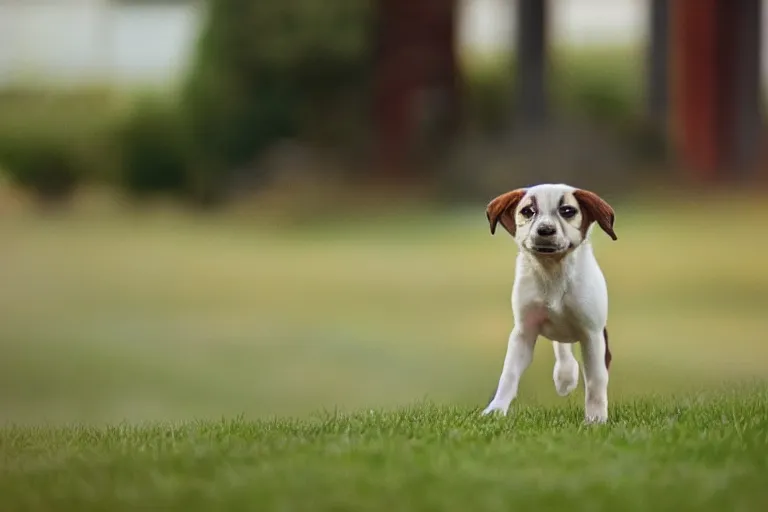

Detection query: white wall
xmin=0 ymin=0 xmax=203 ymax=87
xmin=110 ymin=3 xmax=202 ymax=86
xmin=458 ymin=0 xmax=647 ymax=54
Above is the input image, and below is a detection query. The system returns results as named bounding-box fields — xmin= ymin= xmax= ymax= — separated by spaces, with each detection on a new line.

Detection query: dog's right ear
xmin=573 ymin=189 xmax=617 ymax=241
xmin=486 ymin=189 xmax=527 ymax=236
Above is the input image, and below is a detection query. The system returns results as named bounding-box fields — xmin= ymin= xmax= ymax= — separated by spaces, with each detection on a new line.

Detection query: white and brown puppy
xmin=482 ymin=183 xmax=617 ymax=423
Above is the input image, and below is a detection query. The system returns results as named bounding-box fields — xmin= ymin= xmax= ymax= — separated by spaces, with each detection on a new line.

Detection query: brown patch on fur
xmin=573 ymin=189 xmax=618 ymax=241
xmin=603 ymin=327 xmax=612 ymax=370
xmin=486 ymin=188 xmax=527 ymax=236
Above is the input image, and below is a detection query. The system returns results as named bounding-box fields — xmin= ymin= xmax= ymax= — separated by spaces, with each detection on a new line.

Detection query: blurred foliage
xmin=551 ymin=48 xmax=667 ymax=162
xmin=178 ymin=0 xmax=375 ymax=201
xmin=0 ymin=133 xmax=81 ymax=202
xmin=0 ymin=88 xmax=119 ymax=203
xmin=115 ymin=97 xmax=190 ymax=198
xmin=461 ymin=52 xmax=515 ymax=135
xmin=461 ymin=47 xmax=642 ymax=134
xmin=0 ymin=1 xmax=376 ymax=205
xmin=0 ymin=35 xmax=659 ymax=206
xmin=446 ymin=47 xmax=659 ymax=202
xmin=552 ymin=47 xmax=642 ymax=124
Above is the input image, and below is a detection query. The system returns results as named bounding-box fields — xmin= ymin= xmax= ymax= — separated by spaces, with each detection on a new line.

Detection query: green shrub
xmin=0 ymin=133 xmax=82 ymax=202
xmin=115 ymin=98 xmax=190 ymax=198
xmin=460 ymin=47 xmax=642 ymax=131
xmin=552 ymin=47 xmax=642 ymax=124
xmin=0 ymin=88 xmax=120 ymax=202
xmin=559 ymin=71 xmax=637 ymax=123
xmin=461 ymin=52 xmax=516 ymax=134
xmin=179 ymin=0 xmax=375 ymax=192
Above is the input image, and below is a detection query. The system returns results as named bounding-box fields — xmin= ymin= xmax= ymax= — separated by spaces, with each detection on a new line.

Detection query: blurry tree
xmin=179 ymin=0 xmax=375 ymax=203
xmin=0 ymin=89 xmax=117 ymax=205
xmin=116 ymin=97 xmax=189 ymax=198
xmin=371 ymin=0 xmax=459 ymax=180
xmin=0 ymin=134 xmax=81 ymax=204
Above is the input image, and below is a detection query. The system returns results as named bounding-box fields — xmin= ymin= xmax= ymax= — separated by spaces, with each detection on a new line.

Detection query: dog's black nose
xmin=536 ymin=224 xmax=556 ymax=237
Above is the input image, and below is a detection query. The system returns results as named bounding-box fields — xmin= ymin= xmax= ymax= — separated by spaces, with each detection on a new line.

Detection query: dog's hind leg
xmin=552 ymin=342 xmax=579 ymax=396
xmin=580 ymin=330 xmax=610 ymax=423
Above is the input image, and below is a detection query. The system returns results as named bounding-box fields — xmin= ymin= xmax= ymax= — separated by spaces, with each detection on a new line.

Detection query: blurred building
xmin=0 ymin=0 xmax=201 ymax=87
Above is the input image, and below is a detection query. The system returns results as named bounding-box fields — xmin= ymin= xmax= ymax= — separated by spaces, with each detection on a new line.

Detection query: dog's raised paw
xmin=553 ymin=361 xmax=579 ymax=396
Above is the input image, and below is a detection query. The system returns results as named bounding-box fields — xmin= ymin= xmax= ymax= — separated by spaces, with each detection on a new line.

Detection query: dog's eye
xmin=559 ymin=205 xmax=577 ymax=219
xmin=519 ymin=206 xmax=536 ymax=219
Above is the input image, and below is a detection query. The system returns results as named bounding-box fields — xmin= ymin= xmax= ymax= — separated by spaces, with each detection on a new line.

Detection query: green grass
xmin=1 ymin=191 xmax=768 ymax=509
xmin=2 ymin=389 xmax=767 ymax=511
xmin=2 ymin=192 xmax=768 ymax=424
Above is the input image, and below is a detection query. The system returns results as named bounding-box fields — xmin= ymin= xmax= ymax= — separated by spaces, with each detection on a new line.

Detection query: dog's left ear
xmin=573 ymin=189 xmax=617 ymax=241
xmin=486 ymin=188 xmax=527 ymax=236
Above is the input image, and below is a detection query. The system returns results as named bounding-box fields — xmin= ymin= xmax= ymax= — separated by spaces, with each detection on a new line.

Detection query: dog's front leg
xmin=580 ymin=329 xmax=610 ymax=423
xmin=482 ymin=327 xmax=537 ymax=416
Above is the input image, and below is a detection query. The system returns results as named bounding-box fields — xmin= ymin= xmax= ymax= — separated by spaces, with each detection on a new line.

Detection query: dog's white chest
xmin=512 ymin=243 xmax=607 ymax=344
xmin=538 ymin=302 xmax=582 ymax=343
xmin=519 ymin=281 xmax=584 ymax=343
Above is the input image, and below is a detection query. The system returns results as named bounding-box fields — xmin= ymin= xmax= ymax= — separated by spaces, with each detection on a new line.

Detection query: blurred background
xmin=1 ymin=0 xmax=767 ymax=425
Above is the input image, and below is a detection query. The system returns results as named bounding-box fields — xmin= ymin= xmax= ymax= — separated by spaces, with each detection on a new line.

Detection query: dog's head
xmin=486 ymin=183 xmax=617 ymax=257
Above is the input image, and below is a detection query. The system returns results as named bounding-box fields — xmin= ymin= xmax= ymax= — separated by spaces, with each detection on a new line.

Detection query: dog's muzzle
xmin=529 ymin=236 xmax=568 ymax=254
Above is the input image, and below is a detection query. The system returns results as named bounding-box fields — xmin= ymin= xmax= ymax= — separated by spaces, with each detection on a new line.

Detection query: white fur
xmin=482 ymin=183 xmax=614 ymax=423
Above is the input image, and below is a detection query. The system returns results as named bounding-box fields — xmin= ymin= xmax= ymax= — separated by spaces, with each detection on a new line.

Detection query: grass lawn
xmin=2 ymin=390 xmax=767 ymax=511
xmin=1 ymin=191 xmax=768 ymax=510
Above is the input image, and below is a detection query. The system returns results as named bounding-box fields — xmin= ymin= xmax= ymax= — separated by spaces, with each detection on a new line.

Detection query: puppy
xmin=481 ymin=183 xmax=617 ymax=423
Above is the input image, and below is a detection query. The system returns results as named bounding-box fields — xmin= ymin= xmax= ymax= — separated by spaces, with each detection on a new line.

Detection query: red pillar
xmin=671 ymin=0 xmax=722 ymax=181
xmin=671 ymin=0 xmax=764 ymax=181
xmin=372 ymin=0 xmax=458 ymax=181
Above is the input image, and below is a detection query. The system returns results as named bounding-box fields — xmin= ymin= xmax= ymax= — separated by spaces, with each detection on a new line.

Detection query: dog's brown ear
xmin=573 ymin=189 xmax=617 ymax=241
xmin=486 ymin=189 xmax=527 ymax=236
